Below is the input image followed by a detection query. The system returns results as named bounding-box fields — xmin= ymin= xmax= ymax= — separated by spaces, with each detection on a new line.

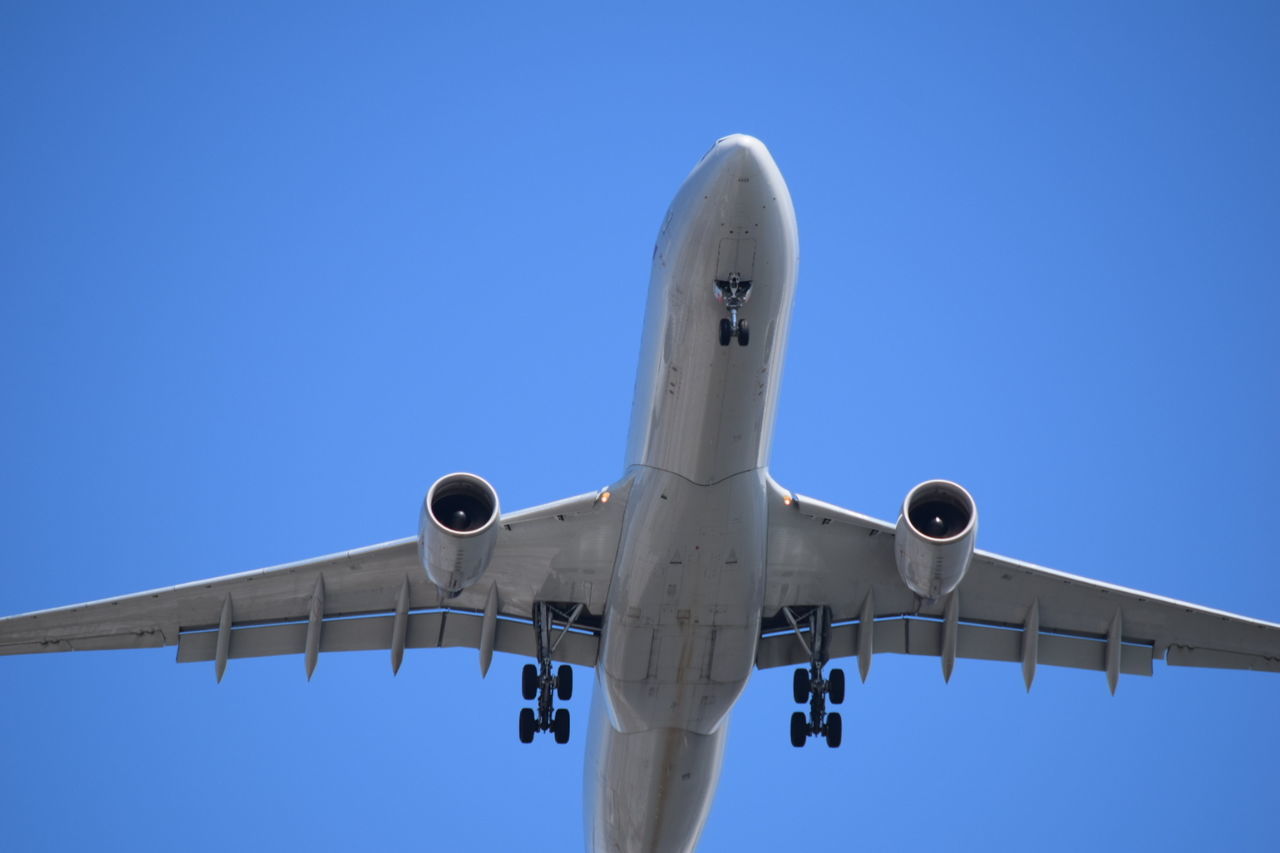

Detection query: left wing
xmin=758 ymin=477 xmax=1280 ymax=686
xmin=0 ymin=483 xmax=631 ymax=676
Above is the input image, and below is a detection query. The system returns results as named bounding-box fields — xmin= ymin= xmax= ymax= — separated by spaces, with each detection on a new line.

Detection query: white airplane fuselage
xmin=585 ymin=136 xmax=799 ymax=851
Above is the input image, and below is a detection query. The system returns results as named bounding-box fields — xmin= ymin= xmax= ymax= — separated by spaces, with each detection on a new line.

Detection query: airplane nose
xmin=674 ymin=134 xmax=795 ymax=250
xmin=714 ymin=133 xmax=766 ymax=151
xmin=704 ymin=134 xmax=773 ymax=182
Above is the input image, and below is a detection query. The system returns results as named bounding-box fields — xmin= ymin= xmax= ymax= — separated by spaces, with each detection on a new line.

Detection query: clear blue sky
xmin=2 ymin=2 xmax=1278 ymax=851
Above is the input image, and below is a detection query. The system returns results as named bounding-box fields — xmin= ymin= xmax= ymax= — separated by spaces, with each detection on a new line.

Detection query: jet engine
xmin=418 ymin=473 xmax=501 ymax=594
xmin=894 ymin=479 xmax=978 ymax=600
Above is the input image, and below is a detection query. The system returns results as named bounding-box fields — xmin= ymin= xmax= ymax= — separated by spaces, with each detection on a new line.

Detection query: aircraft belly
xmin=586 ymin=136 xmax=797 ymax=852
xmin=599 ymin=467 xmax=766 ymax=735
xmin=585 ymin=685 xmax=728 ymax=853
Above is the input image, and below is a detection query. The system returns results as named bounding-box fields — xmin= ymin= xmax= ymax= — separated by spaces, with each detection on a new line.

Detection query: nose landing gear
xmin=517 ymin=601 xmax=583 ymax=744
xmin=719 ymin=318 xmax=749 ymax=346
xmin=715 ymin=274 xmax=752 ymax=347
xmin=781 ymin=605 xmax=845 ymax=748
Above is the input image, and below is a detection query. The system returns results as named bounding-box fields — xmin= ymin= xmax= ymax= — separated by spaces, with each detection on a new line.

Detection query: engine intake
xmin=419 ymin=473 xmax=500 ymax=593
xmin=894 ymin=480 xmax=978 ymax=600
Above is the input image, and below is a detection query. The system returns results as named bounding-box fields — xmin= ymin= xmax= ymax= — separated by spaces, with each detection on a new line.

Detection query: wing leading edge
xmin=759 ymin=478 xmax=1280 ymax=688
xmin=0 ymin=484 xmax=631 ymax=678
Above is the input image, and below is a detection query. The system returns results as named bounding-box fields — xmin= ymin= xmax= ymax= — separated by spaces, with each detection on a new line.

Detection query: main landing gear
xmin=781 ymin=605 xmax=845 ymax=748
xmin=715 ymin=274 xmax=751 ymax=347
xmin=518 ymin=601 xmax=583 ymax=745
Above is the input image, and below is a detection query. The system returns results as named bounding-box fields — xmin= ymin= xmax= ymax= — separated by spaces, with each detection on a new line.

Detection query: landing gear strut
xmin=781 ymin=605 xmax=844 ymax=748
xmin=715 ymin=274 xmax=751 ymax=347
xmin=518 ymin=601 xmax=583 ymax=744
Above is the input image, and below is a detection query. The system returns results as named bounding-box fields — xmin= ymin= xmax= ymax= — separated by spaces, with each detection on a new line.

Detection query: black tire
xmin=518 ymin=707 xmax=536 ymax=744
xmin=792 ymin=668 xmax=809 ymax=704
xmin=521 ymin=663 xmax=538 ymax=701
xmin=828 ymin=668 xmax=846 ymax=705
xmin=553 ymin=708 xmax=571 ymax=744
xmin=825 ymin=712 xmax=843 ymax=748
xmin=737 ymin=319 xmax=749 ymax=346
xmin=557 ymin=665 xmax=574 ymax=701
xmin=790 ymin=711 xmax=808 ymax=748
xmin=719 ymin=318 xmax=732 ymax=346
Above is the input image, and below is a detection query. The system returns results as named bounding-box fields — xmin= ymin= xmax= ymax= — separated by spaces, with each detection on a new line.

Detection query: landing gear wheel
xmin=792 ymin=668 xmax=810 ymax=704
xmin=828 ymin=668 xmax=846 ymax=705
xmin=790 ymin=711 xmax=808 ymax=748
xmin=557 ymin=665 xmax=574 ymax=701
xmin=737 ymin=319 xmax=749 ymax=346
xmin=521 ymin=663 xmax=538 ymax=701
xmin=518 ymin=707 xmax=535 ymax=744
xmin=553 ymin=708 xmax=571 ymax=744
xmin=719 ymin=318 xmax=732 ymax=346
xmin=825 ymin=712 xmax=843 ymax=748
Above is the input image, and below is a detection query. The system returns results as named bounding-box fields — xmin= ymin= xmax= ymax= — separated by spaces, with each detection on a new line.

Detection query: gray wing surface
xmin=0 ymin=485 xmax=629 ymax=672
xmin=759 ymin=477 xmax=1280 ymax=684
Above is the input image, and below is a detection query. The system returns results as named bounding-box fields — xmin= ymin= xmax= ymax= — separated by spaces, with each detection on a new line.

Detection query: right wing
xmin=758 ymin=478 xmax=1280 ymax=685
xmin=0 ymin=482 xmax=631 ymax=675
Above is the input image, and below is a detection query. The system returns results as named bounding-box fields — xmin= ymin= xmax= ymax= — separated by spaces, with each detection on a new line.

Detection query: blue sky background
xmin=2 ymin=2 xmax=1278 ymax=850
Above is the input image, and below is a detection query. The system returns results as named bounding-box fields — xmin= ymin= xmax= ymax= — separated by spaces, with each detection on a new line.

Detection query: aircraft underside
xmin=3 ymin=135 xmax=1279 ymax=853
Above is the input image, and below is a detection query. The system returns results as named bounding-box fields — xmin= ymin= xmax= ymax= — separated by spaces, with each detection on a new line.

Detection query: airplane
xmin=3 ymin=134 xmax=1279 ymax=852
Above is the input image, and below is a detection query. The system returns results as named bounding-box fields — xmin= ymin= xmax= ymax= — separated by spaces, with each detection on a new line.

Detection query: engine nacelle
xmin=894 ymin=479 xmax=978 ymax=600
xmin=419 ymin=473 xmax=500 ymax=594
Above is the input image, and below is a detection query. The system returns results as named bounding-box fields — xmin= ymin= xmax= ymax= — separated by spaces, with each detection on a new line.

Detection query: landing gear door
xmin=715 ymin=238 xmax=756 ymax=284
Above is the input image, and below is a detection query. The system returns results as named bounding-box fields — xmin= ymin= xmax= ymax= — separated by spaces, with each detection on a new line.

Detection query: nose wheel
xmin=715 ymin=274 xmax=751 ymax=346
xmin=719 ymin=317 xmax=749 ymax=346
xmin=517 ymin=602 xmax=582 ymax=744
xmin=781 ymin=605 xmax=845 ymax=748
